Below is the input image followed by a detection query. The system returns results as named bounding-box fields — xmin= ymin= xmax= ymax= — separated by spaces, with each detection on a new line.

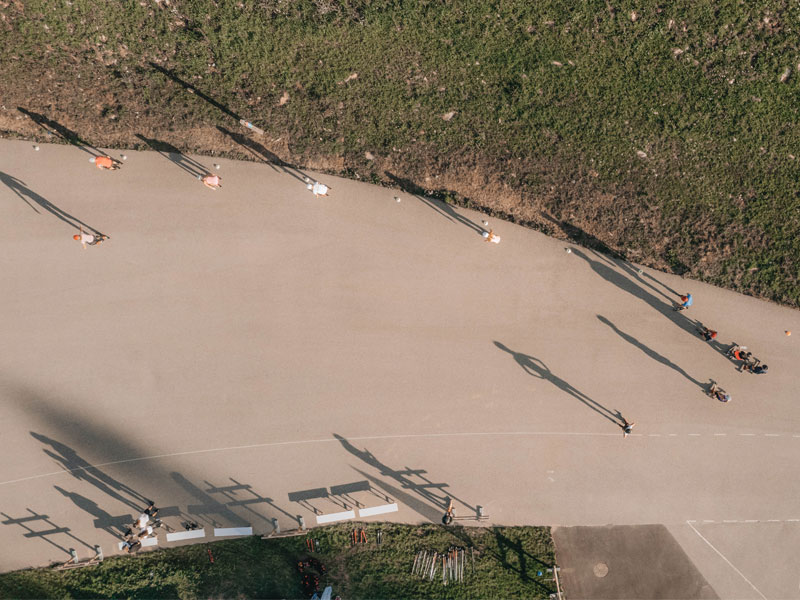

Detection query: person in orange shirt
xmin=201 ymin=173 xmax=222 ymax=190
xmin=91 ymin=155 xmax=121 ymax=170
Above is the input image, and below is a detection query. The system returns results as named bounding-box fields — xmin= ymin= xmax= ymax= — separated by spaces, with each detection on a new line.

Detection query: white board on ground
xmin=358 ymin=503 xmax=399 ymax=517
xmin=214 ymin=527 xmax=253 ymax=537
xmin=166 ymin=529 xmax=206 ymax=542
xmin=316 ymin=510 xmax=356 ymax=525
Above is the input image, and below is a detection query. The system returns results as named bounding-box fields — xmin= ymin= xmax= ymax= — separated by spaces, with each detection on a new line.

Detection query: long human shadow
xmin=17 ymin=107 xmax=103 ymax=157
xmin=384 ymin=171 xmax=485 ymax=235
xmin=597 ymin=315 xmax=704 ymax=388
xmin=1 ymin=509 xmax=94 ymax=555
xmin=31 ymin=432 xmax=150 ymax=511
xmin=493 ymin=341 xmax=622 ymax=426
xmin=334 ymin=434 xmax=476 ymax=518
xmin=216 ymin=125 xmax=310 ymax=184
xmin=171 ymin=472 xmax=248 ymax=528
xmin=570 ymin=248 xmax=698 ymax=333
xmin=134 ymin=134 xmax=209 ymax=179
xmin=149 ymin=63 xmax=244 ymax=123
xmin=54 ymin=486 xmax=132 ymax=537
xmin=0 ymin=171 xmax=104 ymax=234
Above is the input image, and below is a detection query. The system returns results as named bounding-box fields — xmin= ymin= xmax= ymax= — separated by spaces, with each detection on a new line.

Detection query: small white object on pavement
xmin=33 ymin=145 xmax=40 ymax=151
xmin=482 ymin=220 xmax=488 ymax=226
xmin=566 ymin=248 xmax=572 ymax=253
xmin=121 ymin=154 xmax=127 ymax=160
xmin=89 ymin=156 xmax=96 ymax=163
xmin=214 ymin=164 xmax=220 ymax=170
xmin=394 ymin=196 xmax=401 ymax=202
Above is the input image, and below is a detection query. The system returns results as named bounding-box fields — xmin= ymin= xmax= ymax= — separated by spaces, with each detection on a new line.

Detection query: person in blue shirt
xmin=674 ymin=293 xmax=693 ymax=311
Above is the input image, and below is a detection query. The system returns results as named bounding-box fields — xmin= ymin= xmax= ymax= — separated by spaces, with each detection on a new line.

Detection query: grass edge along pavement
xmin=2 ymin=0 xmax=800 ymax=307
xmin=0 ymin=523 xmax=557 ymax=600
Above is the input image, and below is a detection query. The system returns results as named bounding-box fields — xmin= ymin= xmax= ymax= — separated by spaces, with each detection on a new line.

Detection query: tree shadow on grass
xmin=494 ymin=341 xmax=623 ymax=427
xmin=493 ymin=528 xmax=555 ymax=594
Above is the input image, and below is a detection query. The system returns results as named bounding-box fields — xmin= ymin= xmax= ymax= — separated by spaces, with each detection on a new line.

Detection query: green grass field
xmin=1 ymin=0 xmax=799 ymax=305
xmin=0 ymin=524 xmax=556 ymax=599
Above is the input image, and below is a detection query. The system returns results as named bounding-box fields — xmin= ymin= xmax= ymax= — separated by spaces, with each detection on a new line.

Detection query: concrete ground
xmin=552 ymin=525 xmax=717 ymax=599
xmin=1 ymin=139 xmax=799 ymax=598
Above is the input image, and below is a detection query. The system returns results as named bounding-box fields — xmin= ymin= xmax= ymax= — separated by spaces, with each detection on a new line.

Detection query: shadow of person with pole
xmin=17 ymin=107 xmax=104 ymax=157
xmin=149 ymin=63 xmax=244 ymax=123
xmin=596 ymin=315 xmax=705 ymax=388
xmin=216 ymin=125 xmax=311 ymax=184
xmin=134 ymin=134 xmax=212 ymax=179
xmin=493 ymin=341 xmax=623 ymax=426
xmin=0 ymin=171 xmax=105 ymax=235
xmin=385 ymin=171 xmax=485 ymax=235
xmin=570 ymin=248 xmax=698 ymax=333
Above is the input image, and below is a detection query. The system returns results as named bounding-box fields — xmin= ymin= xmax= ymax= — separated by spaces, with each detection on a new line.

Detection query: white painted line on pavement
xmin=688 ymin=434 xmax=700 ymax=436
xmin=4 ymin=429 xmax=799 ymax=487
xmin=358 ymin=503 xmax=399 ymax=517
xmin=714 ymin=433 xmax=727 ymax=436
xmin=765 ymin=434 xmax=780 ymax=437
xmin=686 ymin=521 xmax=768 ymax=600
xmin=316 ymin=510 xmax=356 ymax=525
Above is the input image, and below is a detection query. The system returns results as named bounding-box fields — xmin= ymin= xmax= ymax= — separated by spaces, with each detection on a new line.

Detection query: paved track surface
xmin=1 ymin=139 xmax=799 ymax=597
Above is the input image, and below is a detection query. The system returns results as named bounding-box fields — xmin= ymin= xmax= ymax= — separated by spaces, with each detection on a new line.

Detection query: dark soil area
xmin=2 ymin=0 xmax=799 ymax=306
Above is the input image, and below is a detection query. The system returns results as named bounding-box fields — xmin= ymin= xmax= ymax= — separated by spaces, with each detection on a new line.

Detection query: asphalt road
xmin=1 ymin=139 xmax=798 ymax=598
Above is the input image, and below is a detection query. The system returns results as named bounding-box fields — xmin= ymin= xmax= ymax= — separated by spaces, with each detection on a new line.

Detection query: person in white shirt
xmin=307 ymin=181 xmax=330 ymax=197
xmin=73 ymin=226 xmax=108 ymax=248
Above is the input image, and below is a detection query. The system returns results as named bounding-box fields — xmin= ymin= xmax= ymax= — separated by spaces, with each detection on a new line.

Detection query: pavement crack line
xmin=686 ymin=520 xmax=768 ymax=600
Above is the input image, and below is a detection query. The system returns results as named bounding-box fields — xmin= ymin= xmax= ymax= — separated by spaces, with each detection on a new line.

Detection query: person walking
xmin=619 ymin=418 xmax=635 ymax=438
xmin=201 ymin=173 xmax=222 ymax=190
xmin=697 ymin=325 xmax=717 ymax=341
xmin=743 ymin=360 xmax=769 ymax=375
xmin=482 ymin=229 xmax=501 ymax=244
xmin=90 ymin=155 xmax=121 ymax=170
xmin=73 ymin=226 xmax=108 ymax=248
xmin=674 ymin=293 xmax=693 ymax=311
xmin=307 ymin=181 xmax=330 ymax=197
xmin=708 ymin=381 xmax=731 ymax=402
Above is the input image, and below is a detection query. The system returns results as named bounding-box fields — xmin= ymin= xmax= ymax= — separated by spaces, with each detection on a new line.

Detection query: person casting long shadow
xmin=571 ymin=249 xmax=698 ymax=334
xmin=0 ymin=172 xmax=103 ymax=234
xmin=597 ymin=315 xmax=704 ymax=388
xmin=384 ymin=171 xmax=485 ymax=234
xmin=17 ymin=107 xmax=103 ymax=156
xmin=134 ymin=134 xmax=210 ymax=179
xmin=31 ymin=432 xmax=149 ymax=511
xmin=333 ymin=434 xmax=475 ymax=512
xmin=216 ymin=126 xmax=310 ymax=184
xmin=493 ymin=341 xmax=622 ymax=426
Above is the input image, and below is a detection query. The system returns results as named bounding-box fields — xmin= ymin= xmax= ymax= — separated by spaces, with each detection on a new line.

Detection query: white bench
xmin=213 ymin=527 xmax=253 ymax=537
xmin=358 ymin=503 xmax=398 ymax=517
xmin=315 ymin=510 xmax=355 ymax=525
xmin=166 ymin=529 xmax=206 ymax=542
